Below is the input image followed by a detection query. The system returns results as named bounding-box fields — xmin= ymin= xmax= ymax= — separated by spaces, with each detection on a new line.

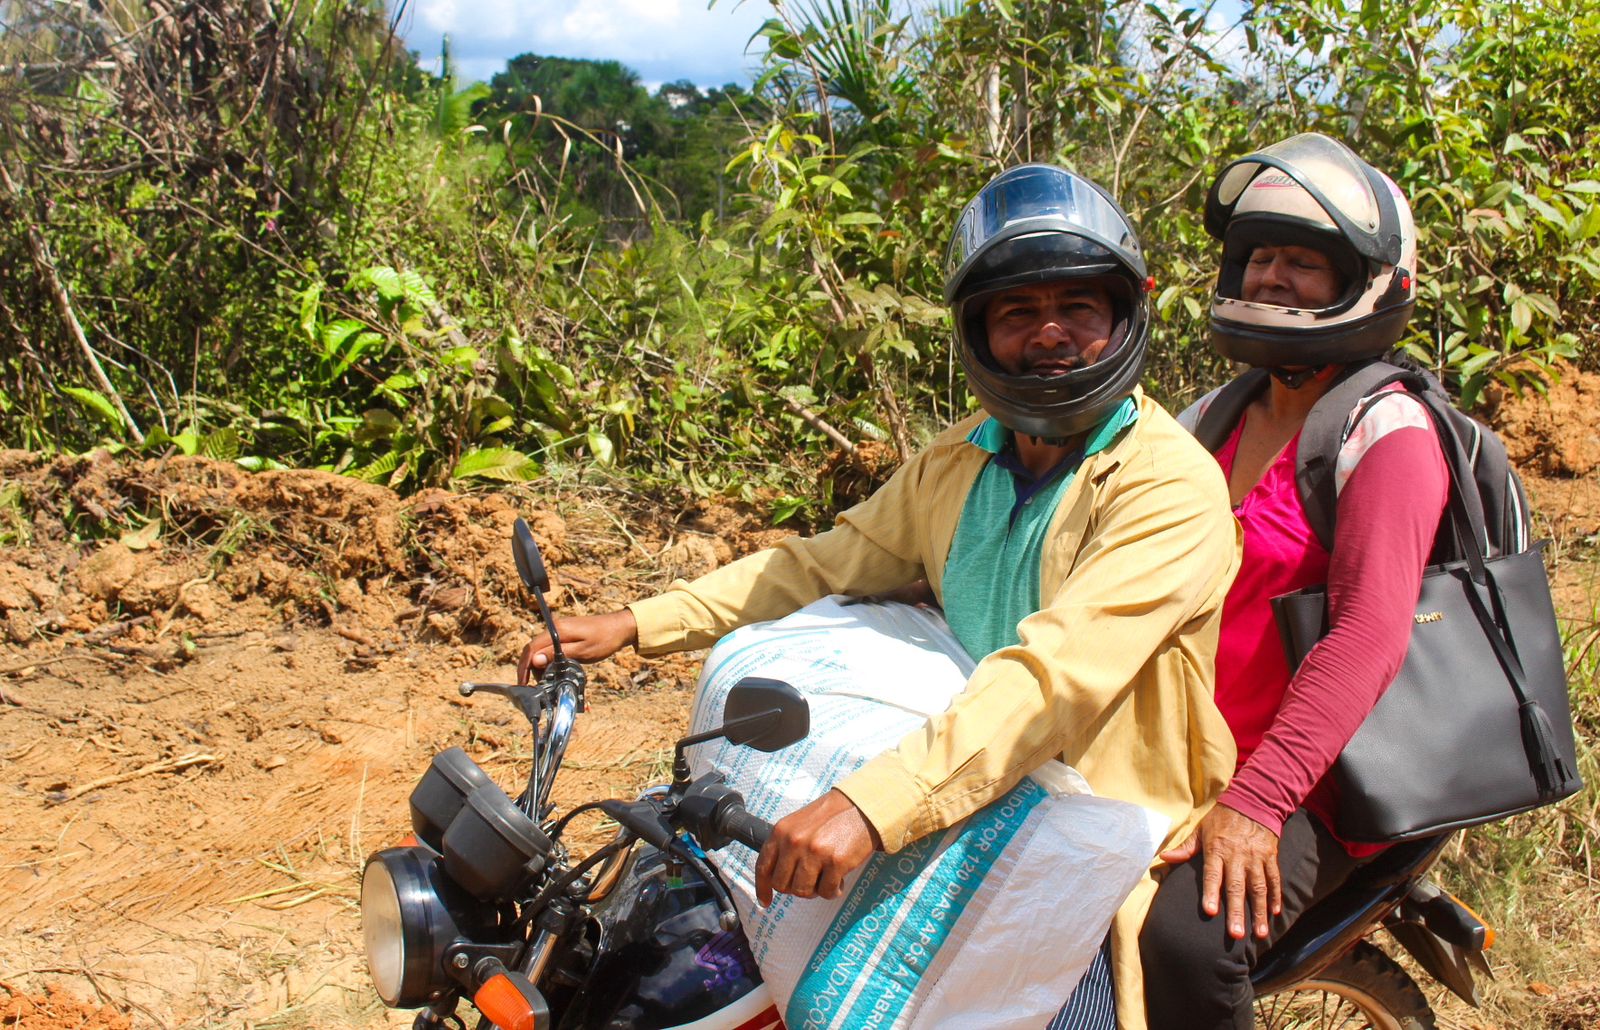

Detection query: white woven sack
xmin=686 ymin=597 xmax=1168 ymax=1030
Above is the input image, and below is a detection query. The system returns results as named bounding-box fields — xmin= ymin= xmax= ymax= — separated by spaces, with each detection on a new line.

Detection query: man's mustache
xmin=1023 ymin=354 xmax=1089 ymax=374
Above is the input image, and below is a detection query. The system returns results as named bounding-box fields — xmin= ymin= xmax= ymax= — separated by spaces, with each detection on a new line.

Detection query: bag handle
xmin=1401 ymin=378 xmax=1572 ymax=797
xmin=1455 ymin=557 xmax=1574 ymax=799
xmin=1364 ymin=371 xmax=1491 ymax=580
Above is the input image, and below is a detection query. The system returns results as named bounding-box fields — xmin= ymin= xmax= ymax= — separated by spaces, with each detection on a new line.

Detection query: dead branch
xmin=768 ymin=389 xmax=855 ymax=454
xmin=0 ymin=157 xmax=145 ymax=443
xmin=51 ymin=751 xmax=220 ymax=803
xmin=82 ymin=615 xmax=153 ymax=644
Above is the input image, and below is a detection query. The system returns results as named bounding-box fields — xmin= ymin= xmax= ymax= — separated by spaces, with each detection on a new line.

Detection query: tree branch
xmin=0 ymin=156 xmax=144 ymax=443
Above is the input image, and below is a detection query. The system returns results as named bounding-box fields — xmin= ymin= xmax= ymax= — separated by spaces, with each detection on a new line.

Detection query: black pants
xmin=1139 ymin=810 xmax=1365 ymax=1030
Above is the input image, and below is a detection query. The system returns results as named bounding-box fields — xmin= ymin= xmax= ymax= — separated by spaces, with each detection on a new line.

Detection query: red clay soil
xmin=1 ymin=983 xmax=132 ymax=1030
xmin=1484 ymin=362 xmax=1600 ymax=614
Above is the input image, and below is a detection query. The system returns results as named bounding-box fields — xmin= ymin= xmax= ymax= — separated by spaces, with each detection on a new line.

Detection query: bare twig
xmin=51 ymin=751 xmax=220 ymax=804
xmin=770 ymin=0 xmax=837 ymax=153
xmin=82 ymin=615 xmax=153 ymax=644
xmin=0 ymin=157 xmax=145 ymax=443
xmin=0 ymin=652 xmax=111 ymax=677
xmin=768 ymin=388 xmax=855 ymax=454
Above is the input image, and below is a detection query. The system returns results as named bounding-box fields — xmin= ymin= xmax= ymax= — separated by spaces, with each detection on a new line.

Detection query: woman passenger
xmin=1140 ymin=133 xmax=1449 ymax=1028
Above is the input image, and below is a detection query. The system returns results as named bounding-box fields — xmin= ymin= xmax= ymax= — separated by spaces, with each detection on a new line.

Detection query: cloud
xmin=399 ymin=0 xmax=771 ymax=87
xmin=562 ymin=0 xmax=682 ymax=41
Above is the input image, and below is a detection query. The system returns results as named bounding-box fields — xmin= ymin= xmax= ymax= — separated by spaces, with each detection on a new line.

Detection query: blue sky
xmin=394 ymin=0 xmax=777 ymax=89
xmin=391 ymin=1 xmax=1256 ymax=97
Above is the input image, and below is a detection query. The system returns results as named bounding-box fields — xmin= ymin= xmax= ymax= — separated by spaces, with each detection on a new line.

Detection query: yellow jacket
xmin=630 ymin=389 xmax=1240 ymax=1029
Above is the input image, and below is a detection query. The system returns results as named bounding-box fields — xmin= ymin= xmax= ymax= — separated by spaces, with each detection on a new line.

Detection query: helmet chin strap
xmin=1268 ymin=365 xmax=1326 ymax=389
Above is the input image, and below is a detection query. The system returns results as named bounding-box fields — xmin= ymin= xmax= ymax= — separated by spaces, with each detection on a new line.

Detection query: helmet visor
xmin=946 ymin=165 xmax=1143 ymax=293
xmin=1209 ymin=134 xmax=1400 ymax=264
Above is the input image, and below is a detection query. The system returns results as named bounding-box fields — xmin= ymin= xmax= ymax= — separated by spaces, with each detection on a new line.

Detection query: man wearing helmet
xmin=1141 ymin=135 xmax=1449 ymax=1027
xmin=522 ymin=165 xmax=1240 ymax=1029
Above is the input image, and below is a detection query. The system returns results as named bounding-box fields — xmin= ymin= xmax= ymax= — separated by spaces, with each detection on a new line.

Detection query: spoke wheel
xmin=1254 ymin=942 xmax=1436 ymax=1030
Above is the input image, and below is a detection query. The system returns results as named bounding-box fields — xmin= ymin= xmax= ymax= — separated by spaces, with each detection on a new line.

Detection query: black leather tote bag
xmin=1272 ymin=405 xmax=1582 ymax=843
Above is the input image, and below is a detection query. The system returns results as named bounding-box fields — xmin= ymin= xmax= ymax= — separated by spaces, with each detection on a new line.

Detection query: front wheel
xmin=1253 ymin=942 xmax=1437 ymax=1030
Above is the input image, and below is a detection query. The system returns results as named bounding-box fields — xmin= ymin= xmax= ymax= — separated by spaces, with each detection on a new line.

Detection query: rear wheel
xmin=1253 ymin=942 xmax=1436 ymax=1030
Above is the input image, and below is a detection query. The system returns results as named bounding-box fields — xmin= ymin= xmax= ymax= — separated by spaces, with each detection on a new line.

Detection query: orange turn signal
xmin=1446 ymin=891 xmax=1496 ymax=950
xmin=475 ymin=972 xmax=542 ymax=1030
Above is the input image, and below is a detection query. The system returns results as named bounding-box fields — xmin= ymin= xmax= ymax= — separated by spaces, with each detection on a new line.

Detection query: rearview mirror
xmin=512 ymin=518 xmax=550 ymax=594
xmin=722 ymin=678 xmax=809 ymax=753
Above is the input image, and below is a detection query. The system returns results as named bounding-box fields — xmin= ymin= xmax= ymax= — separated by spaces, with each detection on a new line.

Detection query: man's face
xmin=1242 ymin=244 xmax=1344 ymax=309
xmin=982 ymin=280 xmax=1115 ymax=377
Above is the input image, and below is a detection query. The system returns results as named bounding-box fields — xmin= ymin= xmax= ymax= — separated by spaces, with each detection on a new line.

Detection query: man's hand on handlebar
xmin=517 ymin=609 xmax=639 ymax=684
xmin=754 ymin=789 xmax=881 ymax=906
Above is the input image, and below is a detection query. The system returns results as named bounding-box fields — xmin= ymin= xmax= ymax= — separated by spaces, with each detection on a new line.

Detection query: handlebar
xmin=713 ymin=803 xmax=772 ymax=852
xmin=673 ymin=773 xmax=771 ymax=854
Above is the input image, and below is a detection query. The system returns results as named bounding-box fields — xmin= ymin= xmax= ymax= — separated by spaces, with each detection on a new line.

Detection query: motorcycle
xmin=359 ymin=519 xmax=1495 ymax=1030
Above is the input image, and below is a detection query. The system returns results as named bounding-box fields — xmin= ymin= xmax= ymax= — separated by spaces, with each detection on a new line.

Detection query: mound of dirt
xmin=0 ymin=983 xmax=132 ymax=1030
xmin=819 ymin=439 xmax=901 ymax=513
xmin=1479 ymin=363 xmax=1600 ymax=616
xmin=1485 ymin=363 xmax=1600 ymax=478
xmin=0 ymin=453 xmax=798 ymax=665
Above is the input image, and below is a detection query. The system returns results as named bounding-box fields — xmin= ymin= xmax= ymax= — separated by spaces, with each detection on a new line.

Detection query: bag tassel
xmin=1520 ymin=698 xmax=1573 ymax=799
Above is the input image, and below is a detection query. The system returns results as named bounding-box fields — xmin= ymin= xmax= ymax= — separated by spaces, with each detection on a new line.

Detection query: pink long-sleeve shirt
xmin=1203 ymin=388 xmax=1449 ymax=856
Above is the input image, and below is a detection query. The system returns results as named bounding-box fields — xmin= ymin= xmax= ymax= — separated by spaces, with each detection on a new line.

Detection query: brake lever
xmin=459 ymin=681 xmax=546 ymax=729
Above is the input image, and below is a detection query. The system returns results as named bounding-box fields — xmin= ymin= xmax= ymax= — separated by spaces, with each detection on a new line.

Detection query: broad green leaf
xmin=770 ymin=495 xmax=808 ymax=525
xmin=443 ymin=346 xmax=481 ymax=370
xmin=1525 ymin=292 xmax=1561 ymax=320
xmin=399 ymin=269 xmax=440 ymax=310
xmin=835 ymin=212 xmax=884 ymax=226
xmin=452 ymin=447 xmax=539 ymax=482
xmin=331 ymin=331 xmax=384 ymax=378
xmin=352 ymin=451 xmax=400 ymax=483
xmin=1510 ymin=297 xmax=1533 ymax=335
xmin=236 ymin=456 xmax=292 ymax=472
xmin=202 ymin=428 xmax=241 ymax=461
xmin=321 ymin=318 xmax=368 ymax=359
xmin=298 ymin=283 xmax=322 ymax=343
xmin=61 ymin=387 xmax=123 ymax=430
xmin=362 ymin=266 xmax=404 ymax=303
xmin=586 ymin=429 xmax=616 ymax=466
xmin=1503 ymin=133 xmax=1536 ymax=156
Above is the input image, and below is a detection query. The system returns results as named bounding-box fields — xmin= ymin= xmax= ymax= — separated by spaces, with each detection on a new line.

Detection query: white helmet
xmin=1204 ymin=133 xmax=1416 ymax=367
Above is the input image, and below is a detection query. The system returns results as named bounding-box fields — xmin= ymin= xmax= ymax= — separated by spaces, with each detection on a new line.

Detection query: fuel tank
xmin=553 ymin=842 xmax=781 ymax=1030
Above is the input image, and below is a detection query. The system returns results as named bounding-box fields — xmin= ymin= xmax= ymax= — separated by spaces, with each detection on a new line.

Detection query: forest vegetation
xmin=1 ymin=0 xmax=1595 ymax=507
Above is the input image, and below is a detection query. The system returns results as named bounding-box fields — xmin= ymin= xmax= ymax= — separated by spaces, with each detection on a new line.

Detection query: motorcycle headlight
xmin=361 ymin=846 xmax=496 ymax=1008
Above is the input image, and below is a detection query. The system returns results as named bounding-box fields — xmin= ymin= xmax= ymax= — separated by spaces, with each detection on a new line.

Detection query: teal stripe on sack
xmin=785 ymin=778 xmax=1048 ymax=1030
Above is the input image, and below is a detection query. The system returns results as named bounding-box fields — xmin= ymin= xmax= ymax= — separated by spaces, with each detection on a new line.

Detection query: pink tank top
xmin=1213 ymin=421 xmax=1330 ymax=768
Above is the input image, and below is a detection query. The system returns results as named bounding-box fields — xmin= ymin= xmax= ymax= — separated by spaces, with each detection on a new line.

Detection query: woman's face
xmin=1242 ymin=244 xmax=1344 ymax=309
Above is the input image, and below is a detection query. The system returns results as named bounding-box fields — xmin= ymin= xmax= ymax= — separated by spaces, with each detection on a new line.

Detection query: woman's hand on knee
xmin=1162 ymin=804 xmax=1282 ymax=941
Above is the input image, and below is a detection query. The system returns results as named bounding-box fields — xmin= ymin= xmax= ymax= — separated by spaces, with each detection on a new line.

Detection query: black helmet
xmin=944 ymin=164 xmax=1151 ymax=440
xmin=1204 ymin=133 xmax=1417 ymax=367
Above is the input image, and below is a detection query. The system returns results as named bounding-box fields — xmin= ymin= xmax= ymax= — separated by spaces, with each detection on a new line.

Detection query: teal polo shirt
xmin=942 ymin=398 xmax=1139 ymax=663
